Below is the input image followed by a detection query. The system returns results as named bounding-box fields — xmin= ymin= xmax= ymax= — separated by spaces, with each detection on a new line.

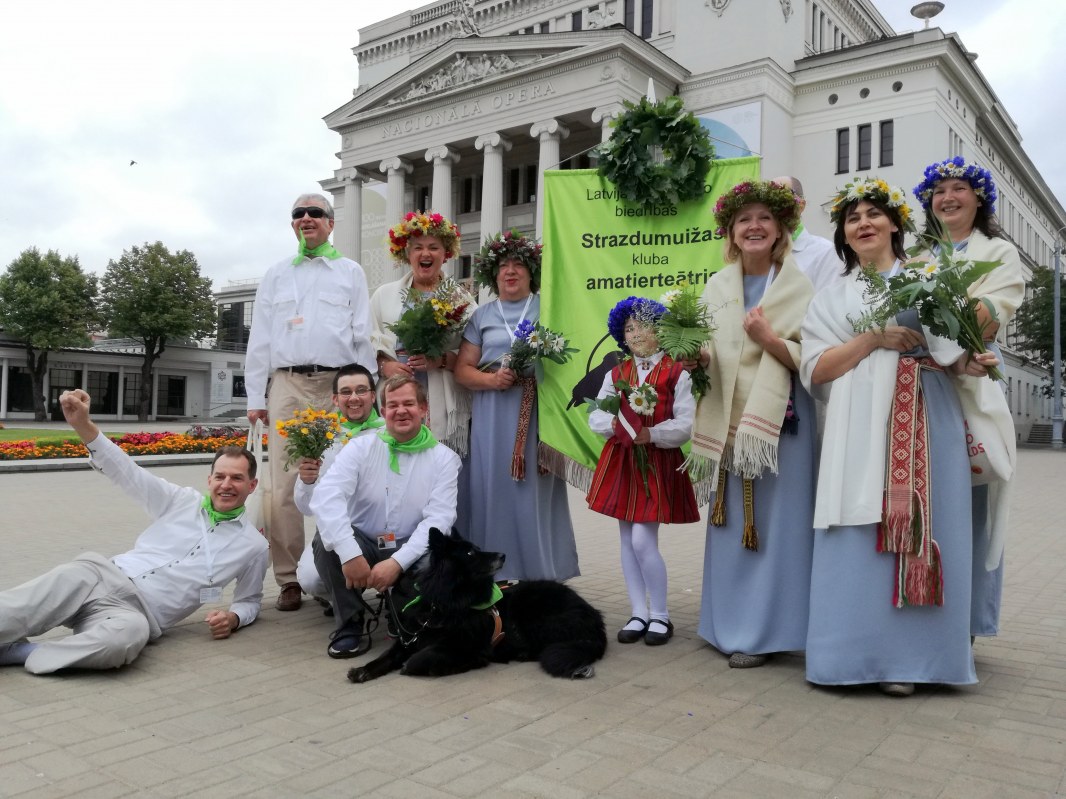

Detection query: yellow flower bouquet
xmin=275 ymin=407 xmax=340 ymax=469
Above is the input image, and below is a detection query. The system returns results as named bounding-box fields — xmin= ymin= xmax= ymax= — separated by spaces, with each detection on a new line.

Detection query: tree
xmin=0 ymin=248 xmax=97 ymax=421
xmin=1010 ymin=265 xmax=1066 ymax=376
xmin=99 ymin=242 xmax=215 ymax=421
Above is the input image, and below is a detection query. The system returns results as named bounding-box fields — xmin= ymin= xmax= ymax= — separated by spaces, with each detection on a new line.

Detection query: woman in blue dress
xmin=690 ymin=180 xmax=816 ymax=668
xmin=800 ymin=178 xmax=998 ymax=696
xmin=454 ymin=231 xmax=578 ymax=581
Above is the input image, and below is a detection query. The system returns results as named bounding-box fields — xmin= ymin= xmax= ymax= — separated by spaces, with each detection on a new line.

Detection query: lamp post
xmin=1053 ymin=235 xmax=1064 ymax=449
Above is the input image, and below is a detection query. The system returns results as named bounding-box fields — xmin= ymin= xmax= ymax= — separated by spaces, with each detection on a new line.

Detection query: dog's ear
xmin=449 ymin=527 xmax=464 ymax=542
xmin=428 ymin=527 xmax=446 ymax=549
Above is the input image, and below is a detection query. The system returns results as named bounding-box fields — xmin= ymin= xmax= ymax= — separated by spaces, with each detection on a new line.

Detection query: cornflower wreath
xmin=913 ymin=156 xmax=998 ymax=213
xmin=596 ymin=96 xmax=715 ymax=208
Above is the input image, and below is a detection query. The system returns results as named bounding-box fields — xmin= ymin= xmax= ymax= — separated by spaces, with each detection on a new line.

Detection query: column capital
xmin=336 ymin=167 xmax=373 ymax=183
xmin=379 ymin=157 xmax=413 ymax=175
xmin=474 ymin=132 xmax=513 ymax=153
xmin=424 ymin=145 xmax=461 ymax=165
xmin=530 ymin=119 xmax=570 ymax=140
xmin=591 ymin=104 xmax=625 ymax=126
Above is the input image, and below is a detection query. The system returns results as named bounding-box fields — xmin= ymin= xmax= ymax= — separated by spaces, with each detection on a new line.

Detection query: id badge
xmin=287 ymin=315 xmax=305 ymax=331
xmin=200 ymin=586 xmax=223 ymax=603
xmin=377 ymin=532 xmax=398 ymax=551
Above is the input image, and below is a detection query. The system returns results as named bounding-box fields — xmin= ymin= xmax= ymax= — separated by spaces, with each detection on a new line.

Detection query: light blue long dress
xmin=462 ymin=296 xmax=579 ymax=581
xmin=805 ymin=311 xmax=977 ymax=686
xmin=697 ymin=274 xmax=816 ymax=657
xmin=971 ymin=341 xmax=1004 ymax=637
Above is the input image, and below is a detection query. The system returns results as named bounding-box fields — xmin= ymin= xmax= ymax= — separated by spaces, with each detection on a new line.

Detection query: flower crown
xmin=473 ymin=230 xmax=543 ymax=294
xmin=713 ymin=180 xmax=801 ymax=237
xmin=387 ymin=211 xmax=461 ymax=263
xmin=607 ymin=296 xmax=667 ymax=354
xmin=913 ymin=157 xmax=997 ymax=214
xmin=829 ymin=177 xmax=916 ymax=232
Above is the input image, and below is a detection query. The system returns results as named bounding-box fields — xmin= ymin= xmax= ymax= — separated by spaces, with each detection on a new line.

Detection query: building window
xmin=539 ymin=21 xmax=550 ymax=33
xmin=641 ymin=0 xmax=653 ymax=38
xmin=123 ymin=372 xmax=142 ymax=416
xmin=572 ymin=10 xmax=582 ymax=30
xmin=526 ymin=164 xmax=539 ymax=202
xmin=415 ymin=185 xmax=430 ymax=212
xmin=88 ymin=370 xmax=119 ymax=414
xmin=460 ymin=174 xmax=483 ymax=214
xmin=5 ymin=366 xmax=34 ymax=413
xmin=507 ymin=167 xmax=520 ymax=206
xmin=217 ymin=300 xmax=252 ymax=352
xmin=232 ymin=374 xmax=247 ymax=399
xmin=857 ymin=124 xmax=872 ymax=171
xmin=625 ymin=0 xmax=634 ymax=33
xmin=879 ymin=120 xmax=894 ymax=167
xmin=157 ymin=375 xmax=186 ymax=417
xmin=835 ymin=128 xmax=849 ymax=174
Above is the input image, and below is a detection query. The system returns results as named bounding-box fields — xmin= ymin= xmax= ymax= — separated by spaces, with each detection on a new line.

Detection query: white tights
xmin=619 ymin=521 xmax=668 ymax=627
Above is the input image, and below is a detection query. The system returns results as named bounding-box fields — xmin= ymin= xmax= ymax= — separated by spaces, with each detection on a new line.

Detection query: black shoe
xmin=327 ymin=620 xmax=371 ymax=659
xmin=617 ymin=617 xmax=648 ymax=644
xmin=644 ymin=619 xmax=674 ymax=646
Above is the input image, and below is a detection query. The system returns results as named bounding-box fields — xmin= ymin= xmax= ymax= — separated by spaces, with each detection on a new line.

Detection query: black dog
xmin=347 ymin=528 xmax=607 ymax=683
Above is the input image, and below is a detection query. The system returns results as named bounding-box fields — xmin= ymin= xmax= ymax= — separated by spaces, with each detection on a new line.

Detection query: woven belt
xmin=281 ymin=364 xmax=337 ymax=374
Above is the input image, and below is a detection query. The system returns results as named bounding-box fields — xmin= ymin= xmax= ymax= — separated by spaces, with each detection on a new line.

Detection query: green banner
xmin=538 ymin=157 xmax=761 ymax=485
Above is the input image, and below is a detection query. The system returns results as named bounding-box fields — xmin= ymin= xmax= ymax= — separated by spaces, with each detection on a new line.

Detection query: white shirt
xmin=588 ymin=351 xmax=695 ymax=448
xmin=86 ymin=435 xmax=269 ymax=631
xmin=311 ymin=433 xmax=461 ymax=570
xmin=792 ymin=226 xmax=845 ymax=295
xmin=244 ymin=253 xmax=376 ymax=408
xmin=292 ymin=422 xmax=381 ymax=516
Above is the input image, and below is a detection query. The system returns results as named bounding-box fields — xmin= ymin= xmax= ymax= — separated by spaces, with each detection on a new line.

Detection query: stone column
xmin=474 ymin=132 xmax=512 ymax=241
xmin=592 ymin=104 xmax=624 ymax=142
xmin=0 ymin=358 xmax=8 ymax=417
xmin=424 ymin=145 xmax=460 ymax=219
xmin=336 ymin=168 xmax=370 ymax=260
xmin=530 ymin=119 xmax=570 ymax=237
xmin=378 ymin=157 xmax=412 ymax=227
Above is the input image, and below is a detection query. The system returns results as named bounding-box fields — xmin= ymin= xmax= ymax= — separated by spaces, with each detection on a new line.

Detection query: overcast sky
xmin=0 ymin=0 xmax=1061 ymax=288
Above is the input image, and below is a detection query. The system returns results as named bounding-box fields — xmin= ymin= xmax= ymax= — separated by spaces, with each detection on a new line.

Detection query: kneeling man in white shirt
xmin=311 ymin=375 xmax=460 ymax=659
xmin=0 ymin=389 xmax=269 ymax=675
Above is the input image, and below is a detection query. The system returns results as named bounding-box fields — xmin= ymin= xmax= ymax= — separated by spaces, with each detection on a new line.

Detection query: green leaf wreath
xmin=596 ymin=96 xmax=715 ymax=208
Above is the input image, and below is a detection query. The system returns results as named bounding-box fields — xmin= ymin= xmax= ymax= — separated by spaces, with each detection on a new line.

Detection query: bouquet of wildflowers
xmin=275 ymin=408 xmax=341 ymax=469
xmin=657 ymin=281 xmax=716 ymax=398
xmin=585 ymin=365 xmax=658 ymax=495
xmin=388 ymin=277 xmax=473 ymax=359
xmin=499 ymin=319 xmax=579 ymax=381
xmin=850 ymin=237 xmax=1003 ymax=381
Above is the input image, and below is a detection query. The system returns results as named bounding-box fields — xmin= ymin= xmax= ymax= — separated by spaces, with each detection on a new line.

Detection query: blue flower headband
xmin=607 ymin=296 xmax=666 ymax=354
xmin=913 ymin=157 xmax=997 ymax=214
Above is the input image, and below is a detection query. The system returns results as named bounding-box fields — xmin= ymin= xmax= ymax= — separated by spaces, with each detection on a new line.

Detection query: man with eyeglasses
xmin=291 ymin=364 xmax=383 ymax=654
xmin=244 ymin=193 xmax=375 ymax=612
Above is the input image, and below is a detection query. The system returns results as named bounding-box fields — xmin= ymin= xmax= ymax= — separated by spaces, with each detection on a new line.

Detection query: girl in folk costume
xmin=913 ymin=159 xmax=1022 ymax=640
xmin=587 ymin=297 xmax=699 ymax=646
xmin=800 ymin=178 xmax=998 ymax=696
xmin=689 ymin=180 xmax=817 ymax=669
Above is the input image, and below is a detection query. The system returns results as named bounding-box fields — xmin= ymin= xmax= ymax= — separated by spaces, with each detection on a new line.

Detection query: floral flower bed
xmin=0 ymin=432 xmax=264 ymax=461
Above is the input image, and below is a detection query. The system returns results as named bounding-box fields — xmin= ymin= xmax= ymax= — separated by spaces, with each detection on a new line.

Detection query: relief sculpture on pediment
xmin=386 ymin=52 xmax=542 ymax=106
xmin=707 ymin=0 xmax=730 ymax=16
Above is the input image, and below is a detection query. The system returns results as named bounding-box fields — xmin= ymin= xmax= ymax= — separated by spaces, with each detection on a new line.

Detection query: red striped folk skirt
xmin=587 ymin=440 xmax=699 ymax=524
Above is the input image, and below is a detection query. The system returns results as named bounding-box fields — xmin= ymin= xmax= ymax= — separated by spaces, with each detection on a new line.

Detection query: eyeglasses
xmin=337 ymin=387 xmax=372 ymax=397
xmin=291 ymin=206 xmax=329 ymax=220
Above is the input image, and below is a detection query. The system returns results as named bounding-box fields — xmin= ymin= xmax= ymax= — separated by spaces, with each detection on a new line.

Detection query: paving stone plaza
xmin=2 ymin=447 xmax=1066 ymax=797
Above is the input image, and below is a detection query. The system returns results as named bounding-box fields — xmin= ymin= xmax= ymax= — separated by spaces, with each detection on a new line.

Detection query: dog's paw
xmin=570 ymin=664 xmax=595 ymax=680
xmin=347 ymin=666 xmax=371 ymax=683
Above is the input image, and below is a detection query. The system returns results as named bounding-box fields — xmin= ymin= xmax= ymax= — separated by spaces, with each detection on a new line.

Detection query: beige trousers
xmin=0 ymin=553 xmax=159 ymax=675
xmin=266 ymin=369 xmax=336 ymax=586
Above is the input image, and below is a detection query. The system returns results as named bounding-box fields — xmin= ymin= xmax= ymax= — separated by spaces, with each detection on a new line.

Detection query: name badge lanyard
xmin=201 ymin=515 xmax=218 ymax=586
xmin=290 ymin=266 xmax=322 ymax=324
xmin=497 ymin=295 xmax=535 ymax=346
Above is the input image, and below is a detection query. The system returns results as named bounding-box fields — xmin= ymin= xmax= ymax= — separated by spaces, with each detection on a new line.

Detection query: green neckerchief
xmin=292 ymin=229 xmax=342 ymax=265
xmin=201 ymin=494 xmax=245 ymax=527
xmin=378 ymin=425 xmax=437 ymax=474
xmin=791 ymin=222 xmax=805 ymax=242
xmin=403 ymin=582 xmax=503 ymax=613
xmin=338 ymin=407 xmax=384 ymax=437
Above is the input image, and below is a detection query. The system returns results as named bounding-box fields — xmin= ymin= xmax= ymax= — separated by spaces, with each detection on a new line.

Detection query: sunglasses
xmin=291 ymin=206 xmax=329 ymax=220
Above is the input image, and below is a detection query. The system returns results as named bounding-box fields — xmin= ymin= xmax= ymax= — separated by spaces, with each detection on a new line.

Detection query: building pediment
xmin=325 ymin=29 xmax=688 ymax=133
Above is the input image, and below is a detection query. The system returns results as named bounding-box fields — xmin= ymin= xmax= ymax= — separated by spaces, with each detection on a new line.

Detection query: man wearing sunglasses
xmin=244 ymin=193 xmax=375 ymax=612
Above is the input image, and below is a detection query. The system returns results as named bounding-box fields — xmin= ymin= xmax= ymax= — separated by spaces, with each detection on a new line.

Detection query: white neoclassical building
xmin=316 ymin=0 xmax=1066 ymax=441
